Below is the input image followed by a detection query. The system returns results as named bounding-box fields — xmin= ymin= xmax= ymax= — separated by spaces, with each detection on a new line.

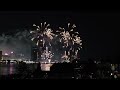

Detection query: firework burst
xmin=30 ymin=22 xmax=82 ymax=63
xmin=30 ymin=22 xmax=54 ymax=46
xmin=56 ymin=23 xmax=82 ymax=62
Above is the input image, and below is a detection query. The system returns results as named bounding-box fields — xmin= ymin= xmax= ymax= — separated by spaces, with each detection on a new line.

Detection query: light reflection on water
xmin=0 ymin=63 xmax=17 ymax=75
xmin=0 ymin=63 xmax=38 ymax=75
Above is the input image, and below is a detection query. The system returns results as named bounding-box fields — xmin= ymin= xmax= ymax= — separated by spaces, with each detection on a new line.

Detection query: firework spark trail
xmin=30 ymin=22 xmax=54 ymax=47
xmin=30 ymin=22 xmax=55 ymax=62
xmin=0 ymin=22 xmax=82 ymax=62
xmin=57 ymin=23 xmax=82 ymax=61
xmin=41 ymin=46 xmax=53 ymax=63
xmin=30 ymin=22 xmax=82 ymax=63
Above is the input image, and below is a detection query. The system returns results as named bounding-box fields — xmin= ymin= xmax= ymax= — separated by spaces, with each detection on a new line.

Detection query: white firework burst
xmin=57 ymin=23 xmax=82 ymax=62
xmin=30 ymin=22 xmax=82 ymax=63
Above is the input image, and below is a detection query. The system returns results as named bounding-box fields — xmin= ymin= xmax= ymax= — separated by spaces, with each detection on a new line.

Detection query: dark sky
xmin=0 ymin=11 xmax=119 ymax=62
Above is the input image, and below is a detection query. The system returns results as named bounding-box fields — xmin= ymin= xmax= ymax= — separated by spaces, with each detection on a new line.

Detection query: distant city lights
xmin=4 ymin=53 xmax=8 ymax=55
xmin=11 ymin=51 xmax=13 ymax=53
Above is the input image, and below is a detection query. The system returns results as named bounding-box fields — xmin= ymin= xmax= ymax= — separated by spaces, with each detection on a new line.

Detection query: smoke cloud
xmin=0 ymin=30 xmax=33 ymax=60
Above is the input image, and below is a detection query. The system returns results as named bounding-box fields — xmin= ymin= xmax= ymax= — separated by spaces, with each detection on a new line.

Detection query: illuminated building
xmin=2 ymin=54 xmax=10 ymax=60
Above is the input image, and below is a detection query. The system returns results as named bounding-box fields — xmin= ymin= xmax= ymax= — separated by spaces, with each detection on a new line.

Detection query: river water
xmin=0 ymin=63 xmax=38 ymax=75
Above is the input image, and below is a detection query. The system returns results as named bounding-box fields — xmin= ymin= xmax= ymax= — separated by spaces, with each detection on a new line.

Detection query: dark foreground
xmin=0 ymin=60 xmax=120 ymax=79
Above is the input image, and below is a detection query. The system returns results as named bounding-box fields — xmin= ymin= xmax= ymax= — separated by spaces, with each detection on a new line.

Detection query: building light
xmin=11 ymin=51 xmax=13 ymax=54
xmin=5 ymin=53 xmax=8 ymax=55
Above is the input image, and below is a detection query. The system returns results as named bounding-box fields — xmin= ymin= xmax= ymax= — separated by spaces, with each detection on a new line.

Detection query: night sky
xmin=0 ymin=11 xmax=119 ymax=62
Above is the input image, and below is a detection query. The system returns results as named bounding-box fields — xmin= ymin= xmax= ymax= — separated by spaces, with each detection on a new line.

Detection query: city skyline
xmin=0 ymin=11 xmax=119 ymax=62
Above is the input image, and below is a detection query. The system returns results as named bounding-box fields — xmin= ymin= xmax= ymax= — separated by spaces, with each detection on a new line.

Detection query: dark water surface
xmin=0 ymin=63 xmax=37 ymax=75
